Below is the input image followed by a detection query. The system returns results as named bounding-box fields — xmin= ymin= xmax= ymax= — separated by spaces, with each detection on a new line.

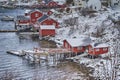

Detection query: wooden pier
xmin=0 ymin=30 xmax=18 ymax=33
xmin=23 ymin=48 xmax=73 ymax=65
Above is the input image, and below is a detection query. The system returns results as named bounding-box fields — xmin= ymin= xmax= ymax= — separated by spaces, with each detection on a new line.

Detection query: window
xmin=114 ymin=3 xmax=118 ymax=5
xmin=52 ymin=23 xmax=55 ymax=25
xmin=35 ymin=13 xmax=39 ymax=17
xmin=78 ymin=47 xmax=82 ymax=50
xmin=50 ymin=3 xmax=53 ymax=6
xmin=94 ymin=6 xmax=96 ymax=9
xmin=103 ymin=48 xmax=107 ymax=51
xmin=32 ymin=19 xmax=35 ymax=21
xmin=89 ymin=48 xmax=93 ymax=51
xmin=43 ymin=23 xmax=46 ymax=25
xmin=65 ymin=43 xmax=68 ymax=48
xmin=95 ymin=49 xmax=99 ymax=51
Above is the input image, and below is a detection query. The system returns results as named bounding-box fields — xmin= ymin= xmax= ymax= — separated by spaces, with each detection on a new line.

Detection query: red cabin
xmin=88 ymin=43 xmax=109 ymax=56
xmin=63 ymin=38 xmax=91 ymax=54
xmin=39 ymin=25 xmax=56 ymax=37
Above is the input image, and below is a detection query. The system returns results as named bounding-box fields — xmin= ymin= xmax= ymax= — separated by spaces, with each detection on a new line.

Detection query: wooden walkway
xmin=23 ymin=48 xmax=73 ymax=64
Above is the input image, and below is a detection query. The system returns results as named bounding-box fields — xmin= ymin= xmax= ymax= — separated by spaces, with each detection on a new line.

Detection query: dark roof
xmin=17 ymin=15 xmax=30 ymax=20
xmin=94 ymin=43 xmax=100 ymax=47
xmin=38 ymin=14 xmax=48 ymax=22
xmin=30 ymin=10 xmax=42 ymax=13
xmin=44 ymin=0 xmax=52 ymax=4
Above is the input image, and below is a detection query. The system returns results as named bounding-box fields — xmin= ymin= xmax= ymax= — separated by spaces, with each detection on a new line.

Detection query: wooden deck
xmin=23 ymin=48 xmax=73 ymax=64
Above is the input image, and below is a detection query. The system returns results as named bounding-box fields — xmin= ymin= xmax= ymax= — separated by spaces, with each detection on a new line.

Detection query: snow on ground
xmin=49 ymin=6 xmax=120 ymax=79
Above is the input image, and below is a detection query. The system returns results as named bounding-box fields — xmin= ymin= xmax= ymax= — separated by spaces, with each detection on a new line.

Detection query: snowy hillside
xmin=50 ymin=6 xmax=120 ymax=80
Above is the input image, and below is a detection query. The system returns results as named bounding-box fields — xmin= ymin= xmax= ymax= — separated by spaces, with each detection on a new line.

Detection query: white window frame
xmin=78 ymin=46 xmax=82 ymax=50
xmin=65 ymin=43 xmax=68 ymax=48
xmin=35 ymin=13 xmax=39 ymax=17
xmin=53 ymin=23 xmax=56 ymax=26
xmin=103 ymin=48 xmax=107 ymax=51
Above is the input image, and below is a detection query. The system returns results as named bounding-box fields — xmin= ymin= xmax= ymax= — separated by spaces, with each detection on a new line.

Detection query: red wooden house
xmin=24 ymin=10 xmax=43 ymax=24
xmin=16 ymin=15 xmax=30 ymax=26
xmin=88 ymin=43 xmax=109 ymax=56
xmin=39 ymin=25 xmax=56 ymax=37
xmin=63 ymin=37 xmax=91 ymax=54
xmin=38 ymin=14 xmax=59 ymax=28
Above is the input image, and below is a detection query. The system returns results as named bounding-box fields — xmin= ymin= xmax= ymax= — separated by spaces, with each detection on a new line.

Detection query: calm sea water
xmin=0 ymin=8 xmax=85 ymax=80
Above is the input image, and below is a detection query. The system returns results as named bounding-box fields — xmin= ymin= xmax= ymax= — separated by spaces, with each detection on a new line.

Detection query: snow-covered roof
xmin=40 ymin=25 xmax=55 ymax=30
xmin=24 ymin=9 xmax=31 ymax=14
xmin=65 ymin=37 xmax=91 ymax=47
xmin=91 ymin=43 xmax=109 ymax=48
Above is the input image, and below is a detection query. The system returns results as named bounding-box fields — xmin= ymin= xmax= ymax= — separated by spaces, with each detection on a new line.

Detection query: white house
xmin=87 ymin=0 xmax=102 ymax=11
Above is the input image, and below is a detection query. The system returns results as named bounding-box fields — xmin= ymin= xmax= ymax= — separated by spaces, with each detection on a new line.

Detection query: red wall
xmin=40 ymin=19 xmax=59 ymax=28
xmin=63 ymin=40 xmax=86 ymax=53
xmin=39 ymin=29 xmax=55 ymax=37
xmin=30 ymin=11 xmax=43 ymax=24
xmin=18 ymin=20 xmax=30 ymax=24
xmin=88 ymin=45 xmax=108 ymax=55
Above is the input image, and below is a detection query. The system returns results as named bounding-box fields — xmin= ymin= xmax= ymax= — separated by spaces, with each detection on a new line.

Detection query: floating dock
xmin=23 ymin=48 xmax=73 ymax=65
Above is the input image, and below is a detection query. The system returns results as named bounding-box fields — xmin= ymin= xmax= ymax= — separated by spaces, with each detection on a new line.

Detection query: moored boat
xmin=6 ymin=50 xmax=26 ymax=56
xmin=1 ymin=15 xmax=14 ymax=21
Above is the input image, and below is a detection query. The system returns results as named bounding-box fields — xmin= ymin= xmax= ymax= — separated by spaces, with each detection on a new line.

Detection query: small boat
xmin=6 ymin=50 xmax=26 ymax=56
xmin=1 ymin=15 xmax=14 ymax=21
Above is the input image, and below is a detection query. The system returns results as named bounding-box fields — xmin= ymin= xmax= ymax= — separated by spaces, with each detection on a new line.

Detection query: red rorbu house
xmin=63 ymin=37 xmax=91 ymax=54
xmin=88 ymin=43 xmax=109 ymax=56
xmin=38 ymin=14 xmax=59 ymax=28
xmin=24 ymin=10 xmax=43 ymax=24
xmin=39 ymin=25 xmax=56 ymax=37
xmin=16 ymin=15 xmax=30 ymax=30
